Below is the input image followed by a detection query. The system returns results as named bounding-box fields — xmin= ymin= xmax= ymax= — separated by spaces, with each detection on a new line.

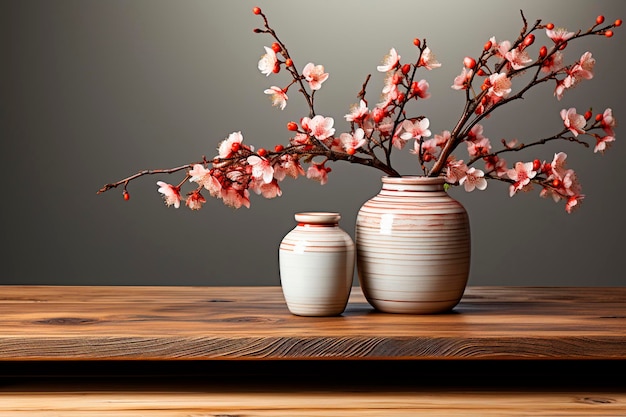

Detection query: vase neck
xmin=381 ymin=176 xmax=445 ymax=192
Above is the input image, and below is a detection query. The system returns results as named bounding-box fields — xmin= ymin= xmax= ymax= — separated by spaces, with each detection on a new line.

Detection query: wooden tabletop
xmin=1 ymin=285 xmax=625 ymax=361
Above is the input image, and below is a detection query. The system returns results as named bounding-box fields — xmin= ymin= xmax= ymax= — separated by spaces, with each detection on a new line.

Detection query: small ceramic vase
xmin=279 ymin=212 xmax=355 ymax=316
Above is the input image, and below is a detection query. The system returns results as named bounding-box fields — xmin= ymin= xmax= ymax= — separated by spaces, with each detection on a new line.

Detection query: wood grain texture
xmin=1 ymin=286 xmax=625 ymax=360
xmin=1 ymin=382 xmax=625 ymax=416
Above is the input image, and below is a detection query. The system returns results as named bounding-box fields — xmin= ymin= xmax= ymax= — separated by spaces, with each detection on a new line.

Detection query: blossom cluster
xmin=98 ymin=8 xmax=620 ymax=213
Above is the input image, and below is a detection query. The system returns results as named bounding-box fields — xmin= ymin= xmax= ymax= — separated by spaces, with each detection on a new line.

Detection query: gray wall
xmin=2 ymin=0 xmax=625 ymax=286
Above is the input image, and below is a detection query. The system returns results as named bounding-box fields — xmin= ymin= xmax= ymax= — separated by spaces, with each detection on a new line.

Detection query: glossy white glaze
xmin=355 ymin=176 xmax=470 ymax=314
xmin=279 ymin=212 xmax=355 ymax=316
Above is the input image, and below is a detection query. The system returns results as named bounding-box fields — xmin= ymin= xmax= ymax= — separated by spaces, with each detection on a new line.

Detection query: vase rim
xmin=381 ymin=175 xmax=445 ymax=185
xmin=294 ymin=212 xmax=341 ymax=224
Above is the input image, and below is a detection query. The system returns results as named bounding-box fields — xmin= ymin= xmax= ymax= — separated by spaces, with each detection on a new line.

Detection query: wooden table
xmin=1 ymin=285 xmax=625 ymax=415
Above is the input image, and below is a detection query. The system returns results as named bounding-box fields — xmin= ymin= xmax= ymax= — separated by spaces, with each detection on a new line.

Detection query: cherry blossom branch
xmin=97 ymin=164 xmax=195 ymax=194
xmin=97 ymin=7 xmax=620 ymax=213
xmin=465 ymin=128 xmax=590 ymax=168
xmin=428 ymin=15 xmax=620 ymax=177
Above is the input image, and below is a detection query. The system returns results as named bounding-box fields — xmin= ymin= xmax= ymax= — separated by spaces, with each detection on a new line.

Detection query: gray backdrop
xmin=2 ymin=0 xmax=625 ymax=287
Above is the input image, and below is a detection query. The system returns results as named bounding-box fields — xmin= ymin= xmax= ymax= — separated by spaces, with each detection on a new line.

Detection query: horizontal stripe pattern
xmin=356 ymin=177 xmax=471 ymax=314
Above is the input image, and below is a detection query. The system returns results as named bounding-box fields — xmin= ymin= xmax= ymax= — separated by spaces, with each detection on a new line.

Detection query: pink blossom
xmin=339 ymin=128 xmax=367 ymax=153
xmin=452 ymin=67 xmax=472 ymax=90
xmin=507 ymin=161 xmax=537 ymax=196
xmin=410 ymin=137 xmax=439 ymax=161
xmin=565 ymin=195 xmax=584 ymax=213
xmin=466 ymin=137 xmax=492 ymax=157
xmin=433 ymin=130 xmax=451 ymax=148
xmin=467 ymin=124 xmax=485 ymax=142
xmin=221 ymin=186 xmax=250 ymax=209
xmin=344 ymin=100 xmax=369 ymax=123
xmin=503 ymin=138 xmax=519 ymax=149
xmin=594 ymin=135 xmax=615 ymax=154
xmin=489 ymin=36 xmax=512 ymax=58
xmin=329 ymin=137 xmax=344 ymax=153
xmin=560 ymin=107 xmax=585 ymax=137
xmin=570 ymin=52 xmax=595 ymax=83
xmin=505 ymin=47 xmax=532 ymax=70
xmin=412 ymin=79 xmax=431 ymax=99
xmin=445 ymin=158 xmax=468 ymax=184
xmin=419 ymin=47 xmax=441 ymax=70
xmin=218 ymin=131 xmax=244 ymax=159
xmin=380 ymin=72 xmax=402 ymax=105
xmin=264 ymin=86 xmax=288 ymax=110
xmin=554 ymin=79 xmax=567 ymax=101
xmin=185 ymin=191 xmax=206 ymax=210
xmin=249 ymin=178 xmax=282 ymax=198
xmin=488 ymin=73 xmax=512 ymax=98
xmin=302 ymin=115 xmax=335 ymax=140
xmin=377 ymin=48 xmax=400 ymax=72
xmin=550 ymin=152 xmax=569 ymax=180
xmin=376 ymin=116 xmax=394 ymax=136
xmin=392 ymin=129 xmax=408 ymax=150
xmin=273 ymin=154 xmax=305 ymax=181
xmin=302 ymin=63 xmax=329 ymax=90
xmin=541 ymin=51 xmax=564 ymax=73
xmin=400 ymin=118 xmax=431 ymax=141
xmin=546 ymin=27 xmax=575 ymax=44
xmin=307 ymin=163 xmax=331 ymax=185
xmin=247 ymin=155 xmax=274 ymax=184
xmin=258 ymin=46 xmax=277 ymax=76
xmin=560 ymin=169 xmax=582 ymax=196
xmin=600 ymin=108 xmax=616 ymax=136
xmin=290 ymin=132 xmax=310 ymax=146
xmin=460 ymin=167 xmax=488 ymax=192
xmin=483 ymin=155 xmax=508 ymax=177
xmin=188 ymin=164 xmax=212 ymax=188
xmin=156 ymin=181 xmax=181 ymax=208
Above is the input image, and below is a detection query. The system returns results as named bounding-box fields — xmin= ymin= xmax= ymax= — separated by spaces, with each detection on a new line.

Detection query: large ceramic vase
xmin=279 ymin=212 xmax=355 ymax=316
xmin=355 ymin=176 xmax=470 ymax=314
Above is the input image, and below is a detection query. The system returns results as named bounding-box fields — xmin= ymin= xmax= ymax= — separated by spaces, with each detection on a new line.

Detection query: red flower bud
xmin=615 ymin=19 xmax=623 ymax=27
xmin=285 ymin=58 xmax=293 ymax=67
xmin=271 ymin=42 xmax=281 ymax=53
xmin=272 ymin=63 xmax=280 ymax=73
xmin=346 ymin=147 xmax=356 ymax=155
xmin=595 ymin=113 xmax=604 ymax=122
xmin=533 ymin=159 xmax=541 ymax=171
xmin=463 ymin=56 xmax=476 ymax=69
xmin=596 ymin=15 xmax=605 ymax=25
xmin=287 ymin=121 xmax=298 ymax=131
xmin=523 ymin=33 xmax=535 ymax=47
xmin=123 ymin=190 xmax=130 ymax=201
xmin=604 ymin=30 xmax=614 ymax=38
xmin=274 ymin=144 xmax=284 ymax=152
xmin=413 ymin=38 xmax=420 ymax=47
xmin=539 ymin=46 xmax=548 ymax=58
xmin=257 ymin=148 xmax=267 ymax=157
xmin=401 ymin=64 xmax=411 ymax=74
xmin=483 ymin=40 xmax=493 ymax=51
xmin=252 ymin=6 xmax=261 ymax=15
xmin=546 ymin=23 xmax=555 ymax=30
xmin=584 ymin=110 xmax=592 ymax=120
